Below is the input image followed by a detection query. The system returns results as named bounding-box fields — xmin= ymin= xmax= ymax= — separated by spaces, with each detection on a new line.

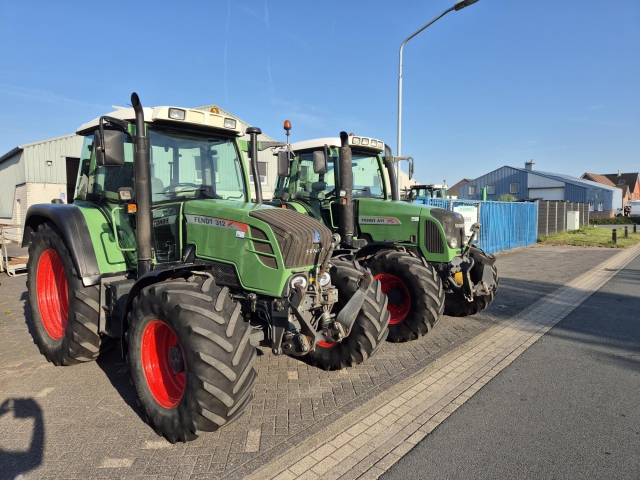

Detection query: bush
xmin=589 ymin=217 xmax=640 ymax=225
xmin=496 ymin=194 xmax=518 ymax=202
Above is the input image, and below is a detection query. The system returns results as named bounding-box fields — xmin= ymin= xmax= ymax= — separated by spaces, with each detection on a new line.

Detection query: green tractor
xmin=23 ymin=94 xmax=390 ymax=443
xmin=270 ymin=130 xmax=498 ymax=342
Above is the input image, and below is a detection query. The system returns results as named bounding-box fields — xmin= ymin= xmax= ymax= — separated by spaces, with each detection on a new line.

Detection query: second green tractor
xmin=270 ymin=130 xmax=499 ymax=342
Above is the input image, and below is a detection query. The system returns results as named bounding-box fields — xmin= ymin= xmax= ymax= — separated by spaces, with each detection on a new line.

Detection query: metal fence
xmin=418 ymin=199 xmax=538 ymax=254
xmin=537 ymin=201 xmax=589 ymax=237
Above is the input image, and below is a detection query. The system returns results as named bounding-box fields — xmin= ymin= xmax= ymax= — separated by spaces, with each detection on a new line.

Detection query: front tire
xmin=127 ymin=277 xmax=257 ymax=443
xmin=363 ymin=251 xmax=445 ymax=342
xmin=26 ymin=222 xmax=104 ymax=366
xmin=302 ymin=259 xmax=390 ymax=370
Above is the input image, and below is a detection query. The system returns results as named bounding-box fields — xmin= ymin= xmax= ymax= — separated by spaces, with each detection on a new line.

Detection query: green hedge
xmin=589 ymin=217 xmax=640 ymax=225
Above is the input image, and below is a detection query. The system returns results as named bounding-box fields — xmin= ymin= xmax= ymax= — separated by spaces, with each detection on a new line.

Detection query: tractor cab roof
xmin=290 ymin=135 xmax=385 ymax=154
xmin=412 ymin=184 xmax=447 ymax=190
xmin=76 ymin=106 xmax=243 ymax=136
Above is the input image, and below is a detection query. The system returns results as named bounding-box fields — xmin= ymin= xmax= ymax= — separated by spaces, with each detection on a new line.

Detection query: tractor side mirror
xmin=277 ymin=151 xmax=290 ymax=177
xmin=408 ymin=158 xmax=414 ymax=180
xmin=95 ymin=129 xmax=125 ymax=167
xmin=313 ymin=150 xmax=328 ymax=174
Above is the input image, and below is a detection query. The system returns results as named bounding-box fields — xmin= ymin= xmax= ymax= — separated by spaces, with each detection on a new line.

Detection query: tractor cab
xmin=407 ymin=184 xmax=448 ymax=202
xmin=273 ymin=135 xmax=387 ymax=228
xmin=74 ymin=106 xmax=248 ymax=267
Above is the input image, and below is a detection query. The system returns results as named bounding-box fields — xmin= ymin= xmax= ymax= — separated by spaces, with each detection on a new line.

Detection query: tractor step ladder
xmin=0 ymin=225 xmax=28 ymax=277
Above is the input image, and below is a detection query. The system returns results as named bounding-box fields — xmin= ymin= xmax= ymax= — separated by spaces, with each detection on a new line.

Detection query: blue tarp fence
xmin=417 ymin=199 xmax=538 ymax=254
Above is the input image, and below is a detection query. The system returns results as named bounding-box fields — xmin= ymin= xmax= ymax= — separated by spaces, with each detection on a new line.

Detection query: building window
xmin=589 ymin=201 xmax=594 ymax=212
xmin=598 ymin=201 xmax=603 ymax=212
xmin=510 ymin=183 xmax=519 ymax=194
xmin=468 ymin=185 xmax=477 ymax=195
xmin=486 ymin=185 xmax=495 ymax=195
xmin=249 ymin=162 xmax=268 ymax=184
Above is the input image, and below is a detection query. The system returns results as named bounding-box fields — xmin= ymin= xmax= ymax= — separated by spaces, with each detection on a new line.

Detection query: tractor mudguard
xmin=22 ymin=204 xmax=101 ymax=286
xmin=353 ymin=241 xmax=397 ymax=261
xmin=119 ymin=263 xmax=208 ymax=354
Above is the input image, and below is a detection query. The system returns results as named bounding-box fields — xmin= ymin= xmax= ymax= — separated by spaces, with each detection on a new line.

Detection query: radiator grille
xmin=249 ymin=208 xmax=333 ymax=269
xmin=209 ymin=262 xmax=240 ymax=287
xmin=424 ymin=219 xmax=445 ymax=254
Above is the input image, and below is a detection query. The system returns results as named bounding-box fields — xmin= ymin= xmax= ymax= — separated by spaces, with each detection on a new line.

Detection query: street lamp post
xmin=396 ymin=0 xmax=479 ymax=193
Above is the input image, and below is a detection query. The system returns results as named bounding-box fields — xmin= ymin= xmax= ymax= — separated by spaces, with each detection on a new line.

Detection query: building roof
xmin=581 ymin=172 xmax=615 ymax=186
xmin=523 ymin=168 xmax=622 ymax=193
xmin=601 ymin=172 xmax=640 ymax=193
xmin=447 ymin=178 xmax=471 ymax=196
xmin=0 ymin=132 xmax=79 ymax=165
xmin=468 ymin=165 xmax=622 ymax=195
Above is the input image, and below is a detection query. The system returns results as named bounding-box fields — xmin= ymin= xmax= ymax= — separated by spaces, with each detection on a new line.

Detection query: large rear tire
xmin=444 ymin=264 xmax=499 ymax=317
xmin=26 ymin=222 xmax=104 ymax=366
xmin=363 ymin=251 xmax=445 ymax=342
xmin=302 ymin=259 xmax=390 ymax=370
xmin=127 ymin=277 xmax=257 ymax=443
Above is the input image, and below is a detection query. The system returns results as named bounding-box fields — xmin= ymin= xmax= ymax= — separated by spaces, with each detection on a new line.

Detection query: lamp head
xmin=454 ymin=0 xmax=479 ymax=10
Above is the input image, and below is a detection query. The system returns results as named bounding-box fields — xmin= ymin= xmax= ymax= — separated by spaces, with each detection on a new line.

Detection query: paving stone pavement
xmin=0 ymin=246 xmax=620 ymax=479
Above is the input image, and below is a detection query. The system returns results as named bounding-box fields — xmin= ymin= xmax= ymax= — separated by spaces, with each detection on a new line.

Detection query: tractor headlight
xmin=289 ymin=274 xmax=308 ymax=291
xmin=168 ymin=108 xmax=186 ymax=120
xmin=319 ymin=271 xmax=331 ymax=287
xmin=223 ymin=118 xmax=236 ymax=129
xmin=448 ymin=237 xmax=458 ymax=249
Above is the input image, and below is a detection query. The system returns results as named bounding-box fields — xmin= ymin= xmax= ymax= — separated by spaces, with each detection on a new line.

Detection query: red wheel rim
xmin=141 ymin=320 xmax=186 ymax=409
xmin=36 ymin=248 xmax=69 ymax=340
xmin=375 ymin=273 xmax=411 ymax=325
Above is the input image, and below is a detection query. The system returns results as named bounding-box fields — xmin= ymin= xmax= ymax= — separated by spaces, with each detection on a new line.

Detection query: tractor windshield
xmin=148 ymin=126 xmax=247 ymax=204
xmin=276 ymin=149 xmax=385 ymax=200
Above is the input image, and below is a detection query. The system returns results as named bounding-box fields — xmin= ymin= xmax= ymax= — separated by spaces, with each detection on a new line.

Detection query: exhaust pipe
xmin=384 ymin=144 xmax=399 ymax=201
xmin=339 ymin=131 xmax=354 ymax=247
xmin=130 ymin=92 xmax=153 ymax=277
xmin=247 ymin=127 xmax=263 ymax=205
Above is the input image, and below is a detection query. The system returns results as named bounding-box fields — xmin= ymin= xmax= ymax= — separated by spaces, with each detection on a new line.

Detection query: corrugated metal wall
xmin=0 ymin=154 xmax=25 ymax=218
xmin=21 ymin=134 xmax=83 ymax=184
xmin=459 ymin=167 xmax=529 ymax=201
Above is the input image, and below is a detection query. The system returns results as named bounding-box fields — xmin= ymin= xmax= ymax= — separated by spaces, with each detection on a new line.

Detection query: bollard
xmin=635 ymin=224 xmax=637 ymax=234
xmin=612 ymin=228 xmax=617 ymax=244
xmin=625 ymin=226 xmax=629 ymax=238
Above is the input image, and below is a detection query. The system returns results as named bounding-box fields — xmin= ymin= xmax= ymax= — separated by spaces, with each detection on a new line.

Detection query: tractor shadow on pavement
xmin=95 ymin=347 xmax=147 ymax=424
xmin=0 ymin=398 xmax=44 ymax=479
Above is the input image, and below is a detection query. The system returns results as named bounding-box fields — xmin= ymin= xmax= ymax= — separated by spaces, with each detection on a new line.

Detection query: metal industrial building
xmin=459 ymin=161 xmax=622 ymax=217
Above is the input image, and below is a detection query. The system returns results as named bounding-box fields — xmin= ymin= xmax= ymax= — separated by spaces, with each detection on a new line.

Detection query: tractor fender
xmin=353 ymin=241 xmax=397 ymax=261
xmin=120 ymin=264 xmax=208 ymax=356
xmin=22 ymin=204 xmax=101 ymax=286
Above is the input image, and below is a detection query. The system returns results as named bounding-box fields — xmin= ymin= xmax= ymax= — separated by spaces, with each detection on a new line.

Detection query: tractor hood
xmin=357 ymin=199 xmax=463 ymax=262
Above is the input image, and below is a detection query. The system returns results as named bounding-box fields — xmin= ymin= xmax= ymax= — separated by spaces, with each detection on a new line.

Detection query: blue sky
xmin=0 ymin=0 xmax=638 ymax=185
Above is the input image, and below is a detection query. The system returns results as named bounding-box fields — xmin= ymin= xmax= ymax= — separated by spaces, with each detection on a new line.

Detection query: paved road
xmin=0 ymin=246 xmax=620 ymax=479
xmin=383 ymin=254 xmax=640 ymax=479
